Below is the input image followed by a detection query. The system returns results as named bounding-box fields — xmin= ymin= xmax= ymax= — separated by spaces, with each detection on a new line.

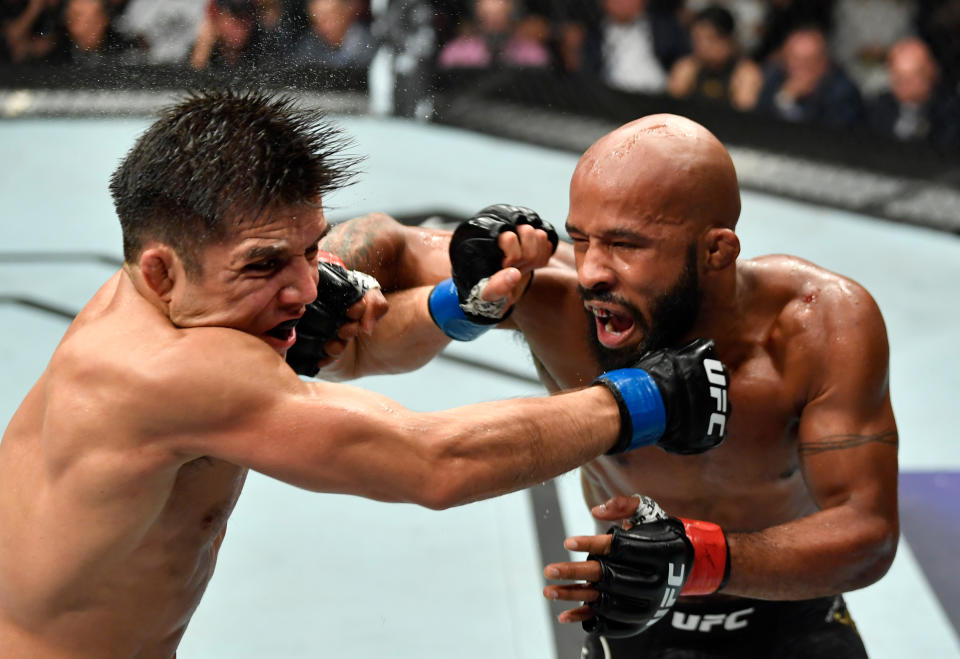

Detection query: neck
xmin=685 ymin=264 xmax=743 ymax=351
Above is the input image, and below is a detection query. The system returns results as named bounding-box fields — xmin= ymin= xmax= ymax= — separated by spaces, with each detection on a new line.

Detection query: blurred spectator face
xmin=783 ymin=29 xmax=830 ymax=94
xmin=603 ymin=0 xmax=645 ymax=24
xmin=691 ymin=20 xmax=734 ymax=69
xmin=65 ymin=0 xmax=109 ymax=51
xmin=307 ymin=0 xmax=356 ymax=44
xmin=475 ymin=0 xmax=513 ymax=34
xmin=213 ymin=2 xmax=256 ymax=50
xmin=888 ymin=39 xmax=938 ymax=106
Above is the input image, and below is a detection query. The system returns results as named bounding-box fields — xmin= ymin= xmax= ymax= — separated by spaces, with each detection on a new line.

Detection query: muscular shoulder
xmin=746 ymin=255 xmax=882 ymax=330
xmin=743 ymin=255 xmax=888 ymax=396
xmin=51 ymin=324 xmax=301 ymax=450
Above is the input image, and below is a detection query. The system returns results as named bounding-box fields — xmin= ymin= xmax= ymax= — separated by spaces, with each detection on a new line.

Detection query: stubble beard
xmin=581 ymin=244 xmax=702 ymax=372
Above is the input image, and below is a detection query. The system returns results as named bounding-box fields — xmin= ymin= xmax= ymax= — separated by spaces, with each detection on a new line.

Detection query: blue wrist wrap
xmin=428 ymin=278 xmax=491 ymax=341
xmin=594 ymin=369 xmax=667 ymax=453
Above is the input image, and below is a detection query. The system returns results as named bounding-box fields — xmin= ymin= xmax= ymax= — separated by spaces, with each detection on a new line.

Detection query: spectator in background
xmin=755 ymin=26 xmax=863 ymax=129
xmin=255 ymin=0 xmax=300 ymax=56
xmin=190 ymin=0 xmax=272 ymax=70
xmin=830 ymin=0 xmax=915 ymax=95
xmin=292 ymin=0 xmax=374 ymax=68
xmin=683 ymin=0 xmax=765 ymax=54
xmin=58 ymin=0 xmax=143 ymax=65
xmin=113 ymin=0 xmax=206 ymax=64
xmin=579 ymin=0 xmax=689 ymax=94
xmin=668 ymin=5 xmax=762 ymax=110
xmin=868 ymin=37 xmax=960 ymax=149
xmin=751 ymin=0 xmax=832 ymax=63
xmin=1 ymin=0 xmax=61 ymax=62
xmin=437 ymin=0 xmax=550 ymax=70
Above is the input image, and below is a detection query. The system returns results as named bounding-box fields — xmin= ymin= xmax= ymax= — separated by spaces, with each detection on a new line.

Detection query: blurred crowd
xmin=2 ymin=0 xmax=958 ymax=149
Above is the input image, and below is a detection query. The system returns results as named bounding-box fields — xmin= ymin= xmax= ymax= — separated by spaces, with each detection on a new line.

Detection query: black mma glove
xmin=594 ymin=338 xmax=730 ymax=455
xmin=285 ymin=251 xmax=380 ymax=377
xmin=428 ymin=204 xmax=559 ymax=340
xmin=585 ymin=496 xmax=730 ymax=639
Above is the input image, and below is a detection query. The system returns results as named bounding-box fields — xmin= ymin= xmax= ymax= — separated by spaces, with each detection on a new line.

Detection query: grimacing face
xmin=164 ymin=205 xmax=326 ymax=355
xmin=567 ymin=204 xmax=702 ymax=370
xmin=578 ymin=241 xmax=700 ymax=371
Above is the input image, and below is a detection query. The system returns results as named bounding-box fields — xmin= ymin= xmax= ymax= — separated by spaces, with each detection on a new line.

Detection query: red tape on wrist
xmin=318 ymin=251 xmax=346 ymax=268
xmin=679 ymin=518 xmax=729 ymax=596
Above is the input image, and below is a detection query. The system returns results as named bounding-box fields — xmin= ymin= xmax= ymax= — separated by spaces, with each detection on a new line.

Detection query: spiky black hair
xmin=110 ymin=89 xmax=360 ymax=274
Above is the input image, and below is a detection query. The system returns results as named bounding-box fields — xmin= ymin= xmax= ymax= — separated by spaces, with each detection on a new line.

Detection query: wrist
xmin=593 ymin=368 xmax=667 ymax=453
xmin=427 ymin=278 xmax=493 ymax=341
xmin=679 ymin=518 xmax=729 ymax=595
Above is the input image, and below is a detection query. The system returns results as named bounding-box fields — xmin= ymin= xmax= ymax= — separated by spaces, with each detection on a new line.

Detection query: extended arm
xmin=161 ymin=328 xmax=623 ymax=510
xmin=317 ymin=210 xmax=564 ymax=379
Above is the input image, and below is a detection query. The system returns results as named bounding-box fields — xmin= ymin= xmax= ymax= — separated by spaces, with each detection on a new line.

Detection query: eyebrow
xmin=240 ymin=225 xmax=329 ymax=263
xmin=242 ymin=244 xmax=289 ymax=263
xmin=565 ymin=223 xmax=650 ymax=243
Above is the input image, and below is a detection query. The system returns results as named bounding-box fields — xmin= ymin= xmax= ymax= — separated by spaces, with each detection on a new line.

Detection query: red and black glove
xmin=584 ymin=496 xmax=729 ymax=639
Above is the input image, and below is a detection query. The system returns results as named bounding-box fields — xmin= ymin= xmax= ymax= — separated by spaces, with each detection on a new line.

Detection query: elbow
xmin=410 ymin=466 xmax=473 ymax=511
xmin=848 ymin=518 xmax=900 ymax=590
xmin=406 ymin=438 xmax=483 ymax=510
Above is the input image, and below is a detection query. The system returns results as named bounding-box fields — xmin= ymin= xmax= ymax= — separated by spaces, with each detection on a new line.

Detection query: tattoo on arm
xmin=319 ymin=215 xmax=385 ymax=273
xmin=799 ymin=430 xmax=898 ymax=456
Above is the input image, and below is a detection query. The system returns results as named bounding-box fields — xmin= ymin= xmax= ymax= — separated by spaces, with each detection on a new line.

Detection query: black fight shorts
xmin=581 ymin=595 xmax=868 ymax=659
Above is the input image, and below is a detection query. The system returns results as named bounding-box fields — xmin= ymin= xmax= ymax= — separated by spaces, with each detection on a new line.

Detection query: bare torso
xmin=516 ymin=255 xmax=842 ymax=533
xmin=0 ymin=273 xmax=247 ymax=658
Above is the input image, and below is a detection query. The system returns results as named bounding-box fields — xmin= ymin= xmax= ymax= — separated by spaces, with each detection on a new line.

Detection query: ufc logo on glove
xmin=704 ymin=359 xmax=728 ymax=437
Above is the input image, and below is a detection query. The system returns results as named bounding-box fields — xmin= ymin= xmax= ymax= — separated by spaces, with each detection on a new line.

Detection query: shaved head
xmin=571 ymin=114 xmax=740 ymax=234
xmin=567 ymin=114 xmax=742 ymax=358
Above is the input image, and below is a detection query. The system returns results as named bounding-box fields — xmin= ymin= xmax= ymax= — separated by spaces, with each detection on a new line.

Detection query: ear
xmin=139 ymin=246 xmax=180 ymax=301
xmin=704 ymin=228 xmax=739 ymax=271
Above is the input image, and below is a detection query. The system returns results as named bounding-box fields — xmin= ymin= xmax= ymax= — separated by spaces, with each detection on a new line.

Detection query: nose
xmin=578 ymin=242 xmax=616 ymax=292
xmin=279 ymin=256 xmax=319 ymax=308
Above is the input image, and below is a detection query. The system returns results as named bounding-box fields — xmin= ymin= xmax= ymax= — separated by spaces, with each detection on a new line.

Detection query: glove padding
xmin=584 ymin=496 xmax=729 ymax=639
xmin=597 ymin=338 xmax=730 ymax=455
xmin=638 ymin=338 xmax=729 ymax=454
xmin=584 ymin=517 xmax=692 ymax=639
xmin=286 ymin=252 xmax=379 ymax=377
xmin=449 ymin=204 xmax=558 ymax=324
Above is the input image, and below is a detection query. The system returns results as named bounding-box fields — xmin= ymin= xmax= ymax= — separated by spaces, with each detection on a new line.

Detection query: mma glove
xmin=285 ymin=251 xmax=380 ymax=377
xmin=593 ymin=338 xmax=730 ymax=455
xmin=428 ymin=204 xmax=558 ymax=341
xmin=585 ymin=495 xmax=730 ymax=639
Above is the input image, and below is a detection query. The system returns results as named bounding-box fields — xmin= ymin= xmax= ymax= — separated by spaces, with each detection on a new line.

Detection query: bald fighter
xmin=312 ymin=115 xmax=898 ymax=658
xmin=0 ymin=94 xmax=730 ymax=658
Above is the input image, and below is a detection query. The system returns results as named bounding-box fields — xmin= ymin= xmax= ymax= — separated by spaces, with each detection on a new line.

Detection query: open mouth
xmin=586 ymin=303 xmax=636 ymax=348
xmin=265 ymin=318 xmax=300 ymax=342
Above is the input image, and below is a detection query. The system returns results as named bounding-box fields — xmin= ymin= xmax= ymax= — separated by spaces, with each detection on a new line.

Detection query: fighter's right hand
xmin=593 ymin=339 xmax=730 ymax=455
xmin=428 ymin=204 xmax=558 ymax=341
xmin=286 ymin=252 xmax=386 ymax=377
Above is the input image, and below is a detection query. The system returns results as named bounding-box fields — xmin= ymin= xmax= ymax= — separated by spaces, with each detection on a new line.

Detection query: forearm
xmin=413 ymin=385 xmax=621 ymax=509
xmin=321 ymin=213 xmax=451 ymax=291
xmin=318 ymin=286 xmax=452 ymax=380
xmin=722 ymin=505 xmax=898 ymax=599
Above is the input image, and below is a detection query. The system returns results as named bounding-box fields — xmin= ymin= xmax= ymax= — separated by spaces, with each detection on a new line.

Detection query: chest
xmin=545 ymin=339 xmax=807 ymax=498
